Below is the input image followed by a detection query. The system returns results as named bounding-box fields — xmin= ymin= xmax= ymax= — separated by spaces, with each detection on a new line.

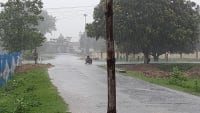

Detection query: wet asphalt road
xmin=48 ymin=54 xmax=200 ymax=113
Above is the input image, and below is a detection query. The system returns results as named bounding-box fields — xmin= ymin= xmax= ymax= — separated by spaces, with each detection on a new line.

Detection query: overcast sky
xmin=42 ymin=0 xmax=100 ymax=42
xmin=0 ymin=0 xmax=200 ymax=42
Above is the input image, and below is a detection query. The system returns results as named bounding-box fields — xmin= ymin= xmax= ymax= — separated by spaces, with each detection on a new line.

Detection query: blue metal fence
xmin=0 ymin=52 xmax=21 ymax=86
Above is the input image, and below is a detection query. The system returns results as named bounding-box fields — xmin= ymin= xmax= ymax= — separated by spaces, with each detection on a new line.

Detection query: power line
xmin=44 ymin=5 xmax=94 ymax=10
xmin=47 ymin=9 xmax=93 ymax=14
xmin=44 ymin=14 xmax=92 ymax=21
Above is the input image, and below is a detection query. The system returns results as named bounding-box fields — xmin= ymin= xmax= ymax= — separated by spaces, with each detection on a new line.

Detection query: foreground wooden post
xmin=105 ymin=0 xmax=116 ymax=113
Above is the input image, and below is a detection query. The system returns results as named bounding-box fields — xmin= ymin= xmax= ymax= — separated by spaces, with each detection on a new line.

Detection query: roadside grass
xmin=152 ymin=63 xmax=200 ymax=72
xmin=114 ymin=63 xmax=200 ymax=96
xmin=0 ymin=69 xmax=69 ymax=113
xmin=125 ymin=70 xmax=200 ymax=96
xmin=100 ymin=63 xmax=200 ymax=95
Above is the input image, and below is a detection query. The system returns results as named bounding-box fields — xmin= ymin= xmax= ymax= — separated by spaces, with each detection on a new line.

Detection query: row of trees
xmin=0 ymin=0 xmax=56 ymax=53
xmin=79 ymin=32 xmax=106 ymax=55
xmin=86 ymin=0 xmax=200 ymax=64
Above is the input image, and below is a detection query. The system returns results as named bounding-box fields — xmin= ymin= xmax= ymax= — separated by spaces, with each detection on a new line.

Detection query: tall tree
xmin=86 ymin=0 xmax=200 ymax=64
xmin=0 ymin=0 xmax=45 ymax=52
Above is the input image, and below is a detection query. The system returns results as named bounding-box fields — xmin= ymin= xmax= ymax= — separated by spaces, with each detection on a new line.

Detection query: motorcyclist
xmin=85 ymin=56 xmax=92 ymax=64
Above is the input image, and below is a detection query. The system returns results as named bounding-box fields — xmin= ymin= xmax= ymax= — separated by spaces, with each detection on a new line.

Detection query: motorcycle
xmin=85 ymin=58 xmax=92 ymax=64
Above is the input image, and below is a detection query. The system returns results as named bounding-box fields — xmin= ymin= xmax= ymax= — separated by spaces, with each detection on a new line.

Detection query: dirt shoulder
xmin=15 ymin=63 xmax=53 ymax=73
xmin=116 ymin=64 xmax=200 ymax=78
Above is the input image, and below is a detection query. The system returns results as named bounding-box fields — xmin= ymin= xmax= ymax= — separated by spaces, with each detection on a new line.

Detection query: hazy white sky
xmin=0 ymin=0 xmax=200 ymax=42
xmin=42 ymin=0 xmax=100 ymax=42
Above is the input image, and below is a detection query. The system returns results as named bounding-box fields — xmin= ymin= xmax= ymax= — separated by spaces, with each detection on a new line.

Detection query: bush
xmin=194 ymin=80 xmax=200 ymax=92
xmin=14 ymin=97 xmax=30 ymax=113
xmin=169 ymin=67 xmax=187 ymax=87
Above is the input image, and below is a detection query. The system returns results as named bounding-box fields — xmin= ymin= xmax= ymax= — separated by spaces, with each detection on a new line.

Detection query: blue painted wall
xmin=0 ymin=52 xmax=21 ymax=86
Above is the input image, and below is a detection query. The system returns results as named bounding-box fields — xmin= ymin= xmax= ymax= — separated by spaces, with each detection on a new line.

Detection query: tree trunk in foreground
xmin=105 ymin=0 xmax=116 ymax=113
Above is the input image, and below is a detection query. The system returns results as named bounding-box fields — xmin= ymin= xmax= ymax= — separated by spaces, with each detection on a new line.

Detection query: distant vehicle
xmin=85 ymin=56 xmax=92 ymax=64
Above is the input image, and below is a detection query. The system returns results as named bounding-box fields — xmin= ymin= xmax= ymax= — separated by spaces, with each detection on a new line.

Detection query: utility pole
xmin=83 ymin=14 xmax=89 ymax=55
xmin=105 ymin=0 xmax=116 ymax=113
xmin=83 ymin=14 xmax=87 ymax=29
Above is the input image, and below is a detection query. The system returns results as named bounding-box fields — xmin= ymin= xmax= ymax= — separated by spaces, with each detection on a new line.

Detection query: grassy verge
xmin=0 ymin=69 xmax=69 ymax=113
xmin=101 ymin=63 xmax=200 ymax=95
xmin=125 ymin=71 xmax=200 ymax=96
xmin=152 ymin=63 xmax=200 ymax=72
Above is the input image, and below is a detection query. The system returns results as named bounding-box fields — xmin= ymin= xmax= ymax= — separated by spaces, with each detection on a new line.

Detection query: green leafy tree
xmin=86 ymin=0 xmax=106 ymax=40
xmin=87 ymin=0 xmax=200 ymax=64
xmin=0 ymin=0 xmax=45 ymax=52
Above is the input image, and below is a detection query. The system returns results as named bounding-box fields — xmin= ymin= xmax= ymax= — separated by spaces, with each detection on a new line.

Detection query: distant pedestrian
xmin=147 ymin=58 xmax=150 ymax=64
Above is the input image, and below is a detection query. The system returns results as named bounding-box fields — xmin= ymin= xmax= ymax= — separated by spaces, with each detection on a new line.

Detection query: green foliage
xmin=169 ymin=67 xmax=187 ymax=86
xmin=154 ymin=63 xmax=200 ymax=72
xmin=194 ymin=80 xmax=200 ymax=92
xmin=0 ymin=69 xmax=68 ymax=113
xmin=13 ymin=95 xmax=41 ymax=113
xmin=87 ymin=0 xmax=200 ymax=63
xmin=0 ymin=0 xmax=45 ymax=52
xmin=14 ymin=97 xmax=30 ymax=113
xmin=124 ymin=64 xmax=200 ymax=96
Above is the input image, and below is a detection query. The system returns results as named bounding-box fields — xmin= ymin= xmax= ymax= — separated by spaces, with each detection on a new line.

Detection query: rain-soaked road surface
xmin=48 ymin=54 xmax=200 ymax=113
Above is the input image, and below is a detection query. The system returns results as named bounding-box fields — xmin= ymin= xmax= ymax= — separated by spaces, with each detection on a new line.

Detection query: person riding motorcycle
xmin=85 ymin=56 xmax=92 ymax=64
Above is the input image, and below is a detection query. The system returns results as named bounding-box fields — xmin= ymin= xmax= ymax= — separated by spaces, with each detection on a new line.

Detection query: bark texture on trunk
xmin=144 ymin=53 xmax=149 ymax=64
xmin=196 ymin=50 xmax=198 ymax=59
xmin=126 ymin=53 xmax=129 ymax=62
xmin=105 ymin=0 xmax=116 ymax=113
